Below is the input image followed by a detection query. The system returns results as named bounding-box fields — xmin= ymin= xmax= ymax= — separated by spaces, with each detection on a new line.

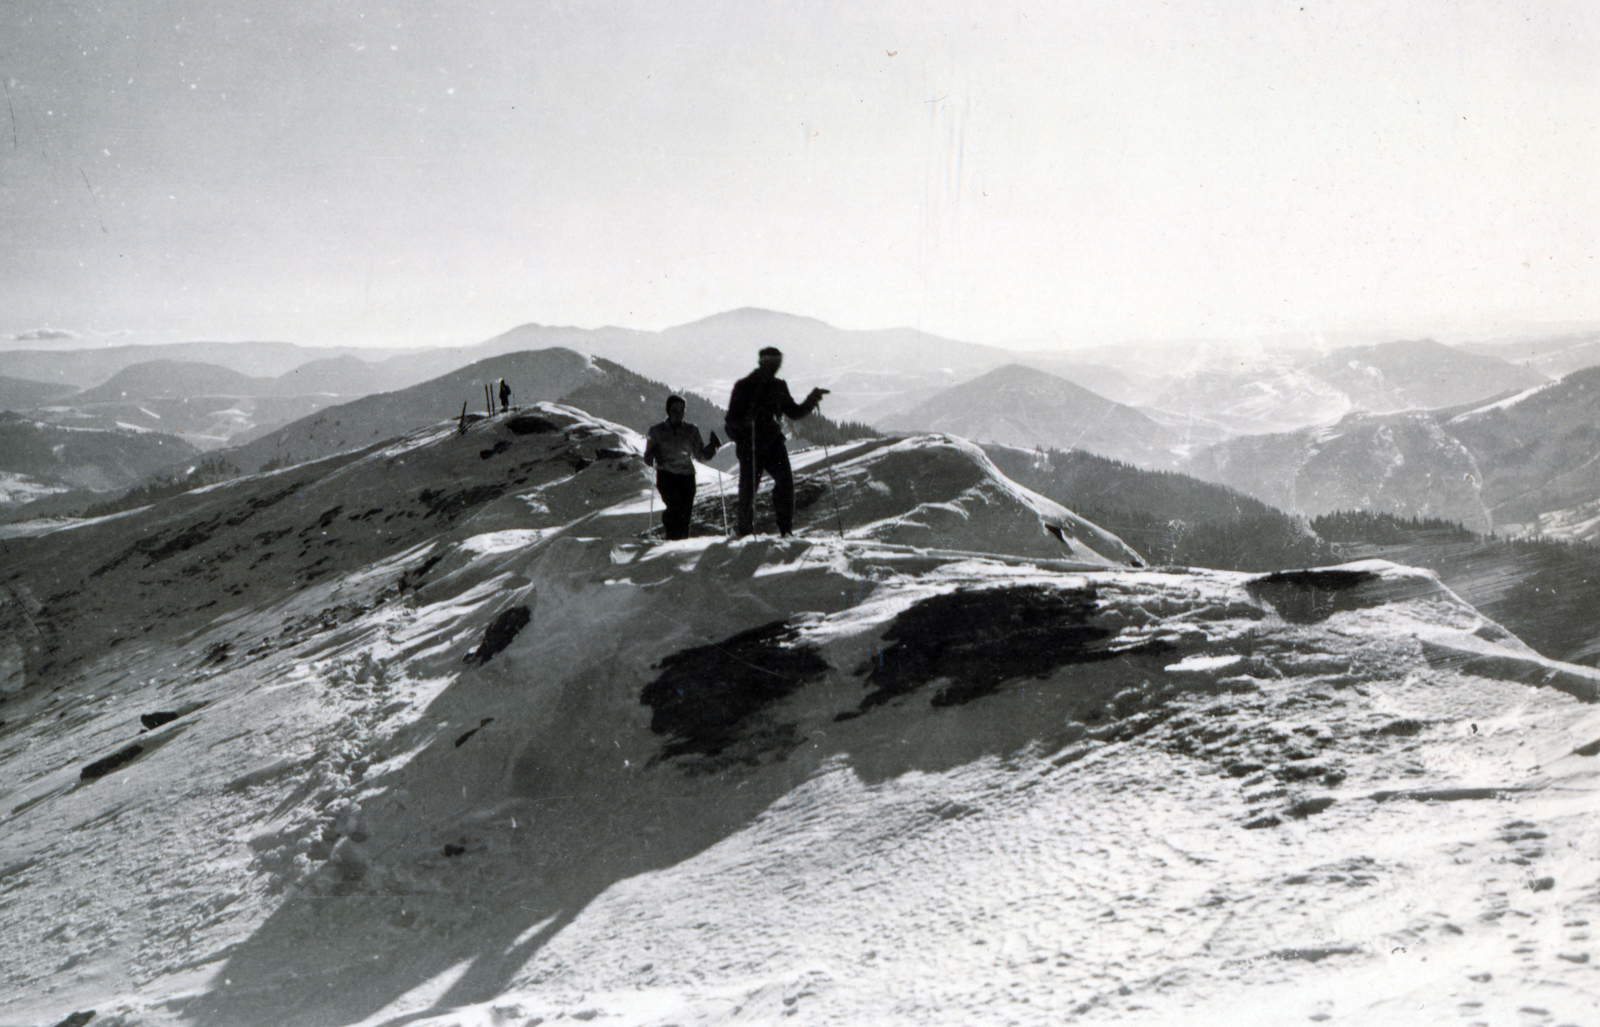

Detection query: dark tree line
xmin=1310 ymin=510 xmax=1479 ymax=544
xmin=82 ymin=455 xmax=241 ymax=518
xmin=985 ymin=444 xmax=1335 ymax=571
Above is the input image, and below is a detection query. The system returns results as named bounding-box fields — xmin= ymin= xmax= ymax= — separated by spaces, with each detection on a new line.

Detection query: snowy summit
xmin=2 ymin=402 xmax=1598 ymax=1027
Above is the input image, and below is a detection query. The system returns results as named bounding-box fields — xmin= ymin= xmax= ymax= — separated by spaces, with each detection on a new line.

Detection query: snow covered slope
xmin=1 ymin=406 xmax=1598 ymax=1027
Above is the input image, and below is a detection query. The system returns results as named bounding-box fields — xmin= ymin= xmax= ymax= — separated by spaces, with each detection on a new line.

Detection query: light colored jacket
xmin=644 ymin=421 xmax=714 ymax=476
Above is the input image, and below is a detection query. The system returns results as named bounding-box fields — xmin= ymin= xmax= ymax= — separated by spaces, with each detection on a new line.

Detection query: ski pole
xmin=822 ymin=440 xmax=846 ymax=541
xmin=714 ymin=465 xmax=730 ymax=537
xmin=647 ymin=481 xmax=655 ymax=540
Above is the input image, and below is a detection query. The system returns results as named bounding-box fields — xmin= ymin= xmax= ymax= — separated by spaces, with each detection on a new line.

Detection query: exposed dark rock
xmin=1245 ymin=569 xmax=1381 ymax=623
xmin=1273 ymin=946 xmax=1359 ymax=962
xmin=50 ymin=1012 xmax=96 ymax=1027
xmin=1285 ymin=796 xmax=1337 ymax=819
xmin=399 ymin=552 xmax=446 ymax=592
xmin=641 ymin=620 xmax=829 ymax=761
xmin=792 ymin=478 xmax=828 ymax=512
xmin=418 ymin=485 xmax=506 ymax=520
xmin=1371 ymin=786 xmax=1513 ymax=802
xmin=507 ymin=413 xmax=562 ymax=434
xmin=455 ymin=718 xmax=495 ymax=747
xmin=81 ymin=744 xmax=143 ymax=781
xmin=140 ymin=711 xmax=182 ymax=731
xmin=467 ymin=607 xmax=532 ymax=666
xmin=856 ymin=585 xmax=1175 ymax=710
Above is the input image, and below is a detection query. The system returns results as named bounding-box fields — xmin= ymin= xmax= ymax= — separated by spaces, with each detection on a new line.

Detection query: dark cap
xmin=758 ymin=347 xmax=783 ymax=359
xmin=665 ymin=394 xmax=686 ymax=410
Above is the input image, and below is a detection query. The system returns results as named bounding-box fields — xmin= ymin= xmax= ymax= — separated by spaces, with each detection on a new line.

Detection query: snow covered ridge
xmin=1 ymin=406 xmax=1598 ymax=1027
xmin=1448 ymin=380 xmax=1559 ymax=422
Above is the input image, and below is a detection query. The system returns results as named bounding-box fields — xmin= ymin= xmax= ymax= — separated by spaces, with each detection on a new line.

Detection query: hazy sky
xmin=1 ymin=0 xmax=1595 ymax=350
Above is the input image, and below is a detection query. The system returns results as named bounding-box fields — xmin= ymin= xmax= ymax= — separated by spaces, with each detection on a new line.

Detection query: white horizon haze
xmin=1 ymin=0 xmax=1595 ymax=353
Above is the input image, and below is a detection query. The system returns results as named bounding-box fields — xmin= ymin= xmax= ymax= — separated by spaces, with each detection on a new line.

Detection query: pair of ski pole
xmin=713 ymin=418 xmax=843 ymax=541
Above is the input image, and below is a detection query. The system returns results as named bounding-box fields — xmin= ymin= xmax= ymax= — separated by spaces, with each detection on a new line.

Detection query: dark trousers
xmin=655 ymin=469 xmax=697 ymax=540
xmin=735 ymin=436 xmax=793 ymax=536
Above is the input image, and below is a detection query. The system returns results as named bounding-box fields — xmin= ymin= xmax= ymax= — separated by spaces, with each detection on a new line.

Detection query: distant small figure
xmin=498 ymin=379 xmax=512 ymax=413
xmin=644 ymin=395 xmax=721 ymax=540
xmin=725 ymin=347 xmax=827 ymax=537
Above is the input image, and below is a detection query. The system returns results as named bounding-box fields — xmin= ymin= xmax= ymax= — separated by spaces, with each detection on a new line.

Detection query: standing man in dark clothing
xmin=644 ymin=395 xmax=721 ymax=540
xmin=725 ymin=347 xmax=827 ymax=537
xmin=498 ymin=379 xmax=512 ymax=413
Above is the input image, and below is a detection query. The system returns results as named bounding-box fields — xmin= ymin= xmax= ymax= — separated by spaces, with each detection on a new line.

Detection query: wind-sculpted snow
xmin=1 ymin=404 xmax=1598 ymax=1027
xmin=732 ymin=434 xmax=1145 ymax=566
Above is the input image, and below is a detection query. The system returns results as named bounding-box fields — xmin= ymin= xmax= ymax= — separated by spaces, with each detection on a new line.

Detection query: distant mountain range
xmin=460 ymin=309 xmax=1052 ymax=423
xmin=70 ymin=360 xmax=274 ymax=403
xmin=0 ymin=340 xmax=413 ymax=387
xmin=1184 ymin=364 xmax=1600 ymax=540
xmin=1142 ymin=339 xmax=1546 ymax=436
xmin=1306 ymin=338 xmax=1548 ymax=413
xmin=865 ymin=340 xmax=1545 ymax=470
xmin=0 ymin=313 xmax=1580 ymax=447
xmin=1183 ymin=411 xmax=1493 ymax=530
xmin=877 ymin=364 xmax=1180 ymax=468
xmin=0 ymin=413 xmax=199 ymax=495
xmin=14 ymin=359 xmax=386 ymax=450
xmin=1459 ymin=330 xmax=1600 ymax=379
xmin=0 ymin=375 xmax=75 ymax=411
xmin=221 ymin=348 xmax=731 ymax=475
xmin=1445 ymin=367 xmax=1600 ymax=530
xmin=0 ymin=311 xmax=1128 ymax=440
xmin=1145 ymin=356 xmax=1354 ymax=436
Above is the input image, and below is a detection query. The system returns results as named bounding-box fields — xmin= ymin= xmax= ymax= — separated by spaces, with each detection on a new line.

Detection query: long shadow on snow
xmin=186 ymin=701 xmax=813 ymax=1027
xmin=191 ymin=581 xmax=1201 ymax=1027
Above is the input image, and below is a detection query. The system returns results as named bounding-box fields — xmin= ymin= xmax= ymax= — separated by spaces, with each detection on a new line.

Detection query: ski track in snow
xmin=0 ymin=404 xmax=1597 ymax=1027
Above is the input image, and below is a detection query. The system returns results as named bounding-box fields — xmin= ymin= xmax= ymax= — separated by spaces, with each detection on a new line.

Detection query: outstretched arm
xmin=778 ymin=383 xmax=829 ymax=420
